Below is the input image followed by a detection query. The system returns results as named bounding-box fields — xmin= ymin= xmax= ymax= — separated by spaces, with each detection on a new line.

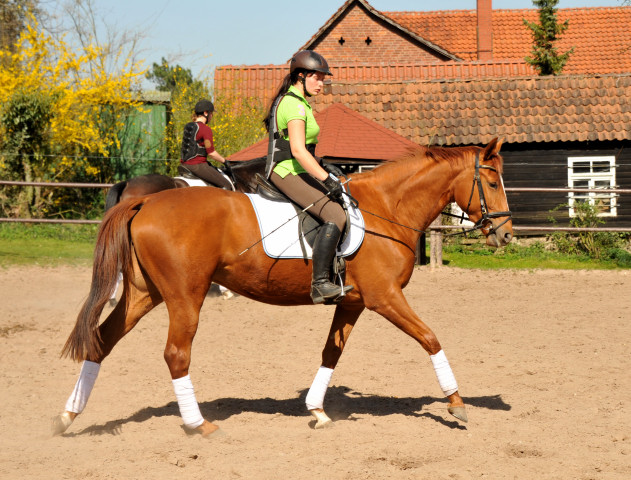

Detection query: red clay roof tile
xmin=306 ymin=74 xmax=631 ymax=146
xmin=387 ymin=7 xmax=631 ymax=74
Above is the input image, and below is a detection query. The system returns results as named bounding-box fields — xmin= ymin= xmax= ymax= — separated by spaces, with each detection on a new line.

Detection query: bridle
xmin=442 ymin=151 xmax=512 ymax=236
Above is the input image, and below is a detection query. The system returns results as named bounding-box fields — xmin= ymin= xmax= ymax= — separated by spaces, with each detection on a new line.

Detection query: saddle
xmin=177 ymin=165 xmax=199 ymax=180
xmin=254 ymin=173 xmax=351 ymax=246
xmin=253 ymin=173 xmax=351 ymax=279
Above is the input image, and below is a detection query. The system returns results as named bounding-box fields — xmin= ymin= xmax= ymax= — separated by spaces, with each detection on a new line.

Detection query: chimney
xmin=477 ymin=0 xmax=493 ymax=61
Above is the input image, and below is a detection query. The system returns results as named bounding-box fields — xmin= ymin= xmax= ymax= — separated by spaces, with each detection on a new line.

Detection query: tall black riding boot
xmin=310 ymin=222 xmax=353 ymax=304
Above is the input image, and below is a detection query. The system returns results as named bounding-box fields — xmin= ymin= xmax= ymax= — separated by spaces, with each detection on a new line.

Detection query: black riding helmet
xmin=290 ymin=50 xmax=332 ymax=76
xmin=290 ymin=51 xmax=332 ymax=97
xmin=194 ymin=99 xmax=214 ymax=115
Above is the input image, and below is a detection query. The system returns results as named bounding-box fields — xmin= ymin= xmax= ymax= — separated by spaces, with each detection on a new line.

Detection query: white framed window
xmin=567 ymin=156 xmax=617 ymax=217
xmin=357 ymin=164 xmax=377 ymax=173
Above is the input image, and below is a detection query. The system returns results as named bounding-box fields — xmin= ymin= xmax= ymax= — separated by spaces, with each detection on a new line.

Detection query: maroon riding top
xmin=182 ymin=121 xmax=216 ymax=165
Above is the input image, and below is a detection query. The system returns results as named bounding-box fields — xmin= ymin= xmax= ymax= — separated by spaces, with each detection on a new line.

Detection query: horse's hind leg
xmin=367 ymin=290 xmax=467 ymax=423
xmin=52 ymin=279 xmax=160 ymax=436
xmin=306 ymin=303 xmax=365 ymax=428
xmin=161 ymin=294 xmax=220 ymax=438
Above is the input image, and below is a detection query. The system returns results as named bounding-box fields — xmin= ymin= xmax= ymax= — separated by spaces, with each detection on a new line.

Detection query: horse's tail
xmin=104 ymin=181 xmax=127 ymax=212
xmin=61 ymin=197 xmax=144 ymax=362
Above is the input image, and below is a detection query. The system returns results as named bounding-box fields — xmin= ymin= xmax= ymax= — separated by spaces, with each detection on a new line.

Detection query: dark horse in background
xmin=54 ymin=139 xmax=512 ymax=438
xmin=104 ymin=157 xmax=266 ymax=211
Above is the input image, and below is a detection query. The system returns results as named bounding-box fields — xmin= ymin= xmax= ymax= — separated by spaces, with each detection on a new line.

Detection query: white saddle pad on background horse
xmin=176 ymin=169 xmax=234 ymax=189
xmin=246 ymin=193 xmax=365 ymax=259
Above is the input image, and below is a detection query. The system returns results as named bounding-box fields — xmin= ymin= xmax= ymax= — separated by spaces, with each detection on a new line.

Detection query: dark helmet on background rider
xmin=194 ymin=99 xmax=215 ymax=115
xmin=290 ymin=50 xmax=332 ymax=76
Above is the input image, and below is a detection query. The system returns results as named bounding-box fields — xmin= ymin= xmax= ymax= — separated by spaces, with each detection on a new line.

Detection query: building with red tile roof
xmin=216 ymin=1 xmax=631 ymax=106
xmin=222 ymin=1 xmax=631 ymax=228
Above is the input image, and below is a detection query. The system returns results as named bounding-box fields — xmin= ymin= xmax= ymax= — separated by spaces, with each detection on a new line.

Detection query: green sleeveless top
xmin=273 ymin=85 xmax=320 ymax=178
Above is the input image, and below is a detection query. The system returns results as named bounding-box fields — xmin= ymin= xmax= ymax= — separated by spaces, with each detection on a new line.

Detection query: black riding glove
xmin=323 ymin=173 xmax=343 ymax=201
xmin=322 ymin=162 xmax=344 ymax=177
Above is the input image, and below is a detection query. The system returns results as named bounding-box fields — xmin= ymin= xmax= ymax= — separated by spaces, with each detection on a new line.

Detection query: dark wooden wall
xmin=501 ymin=141 xmax=631 ymax=228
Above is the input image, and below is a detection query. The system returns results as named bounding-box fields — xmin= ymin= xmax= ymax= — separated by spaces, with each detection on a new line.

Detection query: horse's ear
xmin=483 ymin=137 xmax=503 ymax=160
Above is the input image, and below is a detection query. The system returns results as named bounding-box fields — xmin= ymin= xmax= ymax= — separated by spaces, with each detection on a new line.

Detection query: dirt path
xmin=0 ymin=265 xmax=629 ymax=479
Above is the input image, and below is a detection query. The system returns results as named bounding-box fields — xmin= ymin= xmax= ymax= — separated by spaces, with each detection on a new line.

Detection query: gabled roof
xmin=387 ymin=7 xmax=631 ymax=74
xmin=229 ymin=103 xmax=419 ymax=162
xmin=298 ymin=0 xmax=458 ymax=62
xmin=309 ymin=74 xmax=631 ymax=146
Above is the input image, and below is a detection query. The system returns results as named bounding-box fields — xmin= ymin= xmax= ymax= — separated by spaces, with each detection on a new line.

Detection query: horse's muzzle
xmin=485 ymin=223 xmax=513 ymax=247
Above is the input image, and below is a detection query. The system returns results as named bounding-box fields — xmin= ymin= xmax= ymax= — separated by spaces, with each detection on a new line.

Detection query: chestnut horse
xmin=53 ymin=139 xmax=512 ymax=437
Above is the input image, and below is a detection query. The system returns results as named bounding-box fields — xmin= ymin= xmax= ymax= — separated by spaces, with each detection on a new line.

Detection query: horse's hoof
xmin=448 ymin=405 xmax=468 ymax=423
xmin=51 ymin=412 xmax=73 ymax=436
xmin=182 ymin=420 xmax=225 ymax=438
xmin=310 ymin=409 xmax=333 ymax=429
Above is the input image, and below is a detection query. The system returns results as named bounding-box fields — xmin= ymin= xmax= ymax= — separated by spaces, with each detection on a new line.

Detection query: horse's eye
xmin=489 ymin=182 xmax=498 ymax=190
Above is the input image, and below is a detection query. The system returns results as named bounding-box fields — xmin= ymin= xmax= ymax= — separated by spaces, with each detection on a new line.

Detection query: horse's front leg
xmin=306 ymin=303 xmax=364 ymax=428
xmin=366 ymin=289 xmax=467 ymax=423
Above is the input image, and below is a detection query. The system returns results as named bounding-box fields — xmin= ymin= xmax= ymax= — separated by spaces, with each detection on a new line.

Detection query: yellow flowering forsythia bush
xmin=0 ymin=15 xmax=144 ymax=218
xmin=212 ymin=89 xmax=267 ymax=159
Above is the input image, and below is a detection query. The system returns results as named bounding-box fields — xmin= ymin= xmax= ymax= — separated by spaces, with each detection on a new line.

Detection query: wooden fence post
xmin=430 ymin=216 xmax=443 ymax=268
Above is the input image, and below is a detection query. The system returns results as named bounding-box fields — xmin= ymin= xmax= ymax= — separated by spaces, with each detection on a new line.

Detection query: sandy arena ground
xmin=0 ymin=265 xmax=629 ymax=479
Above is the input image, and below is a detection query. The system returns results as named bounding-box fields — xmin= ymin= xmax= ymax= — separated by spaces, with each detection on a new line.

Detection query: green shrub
xmin=548 ymin=201 xmax=629 ymax=259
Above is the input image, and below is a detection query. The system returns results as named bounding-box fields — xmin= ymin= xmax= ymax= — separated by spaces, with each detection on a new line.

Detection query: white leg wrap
xmin=172 ymin=375 xmax=204 ymax=429
xmin=430 ymin=350 xmax=459 ymax=396
xmin=305 ymin=366 xmax=334 ymax=410
xmin=65 ymin=360 xmax=101 ymax=413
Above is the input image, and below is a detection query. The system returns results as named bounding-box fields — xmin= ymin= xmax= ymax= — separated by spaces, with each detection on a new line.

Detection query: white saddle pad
xmin=246 ymin=192 xmax=365 ymax=259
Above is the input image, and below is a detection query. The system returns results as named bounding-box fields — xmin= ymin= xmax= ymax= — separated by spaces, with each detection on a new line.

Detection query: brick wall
xmin=309 ymin=3 xmax=448 ymax=65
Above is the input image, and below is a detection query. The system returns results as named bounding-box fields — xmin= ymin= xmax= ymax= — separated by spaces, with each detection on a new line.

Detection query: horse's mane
xmin=369 ymin=144 xmax=503 ymax=177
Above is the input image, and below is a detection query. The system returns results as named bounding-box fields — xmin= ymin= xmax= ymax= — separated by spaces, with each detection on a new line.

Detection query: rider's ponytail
xmin=263 ymin=70 xmax=305 ymax=131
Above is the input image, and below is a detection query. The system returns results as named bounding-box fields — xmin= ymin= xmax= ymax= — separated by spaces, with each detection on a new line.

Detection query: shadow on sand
xmin=67 ymin=386 xmax=511 ymax=437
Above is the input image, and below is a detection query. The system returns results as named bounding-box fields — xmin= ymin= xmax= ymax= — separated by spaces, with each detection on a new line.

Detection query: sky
xmin=42 ymin=0 xmax=624 ymax=84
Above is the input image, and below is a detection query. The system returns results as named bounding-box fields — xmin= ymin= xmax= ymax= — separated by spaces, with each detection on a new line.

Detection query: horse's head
xmin=453 ymin=138 xmax=513 ymax=248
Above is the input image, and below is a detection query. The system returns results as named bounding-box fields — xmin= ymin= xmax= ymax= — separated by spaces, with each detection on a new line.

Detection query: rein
xmin=351 ymin=151 xmax=512 ymax=237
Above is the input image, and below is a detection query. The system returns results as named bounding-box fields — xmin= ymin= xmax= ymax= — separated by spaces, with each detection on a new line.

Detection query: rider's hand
xmin=323 ymin=173 xmax=343 ymax=200
xmin=322 ymin=162 xmax=344 ymax=177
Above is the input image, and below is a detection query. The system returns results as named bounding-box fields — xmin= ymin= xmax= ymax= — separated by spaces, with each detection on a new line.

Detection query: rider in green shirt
xmin=263 ymin=50 xmax=353 ymax=304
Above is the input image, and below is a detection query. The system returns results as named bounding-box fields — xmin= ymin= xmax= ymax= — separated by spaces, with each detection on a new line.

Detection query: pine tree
xmin=146 ymin=57 xmax=203 ymax=93
xmin=523 ymin=0 xmax=574 ymax=75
